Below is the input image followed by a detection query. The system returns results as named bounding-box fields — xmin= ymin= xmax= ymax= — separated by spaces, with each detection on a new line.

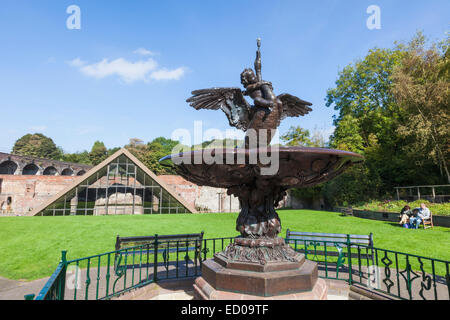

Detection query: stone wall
xmin=284 ymin=190 xmax=326 ymax=210
xmin=159 ymin=175 xmax=240 ymax=213
xmin=0 ymin=175 xmax=77 ymax=215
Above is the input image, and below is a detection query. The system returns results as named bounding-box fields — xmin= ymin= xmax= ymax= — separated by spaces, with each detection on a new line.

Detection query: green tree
xmin=280 ymin=127 xmax=313 ymax=146
xmin=125 ymin=137 xmax=181 ymax=175
xmin=280 ymin=126 xmax=326 ymax=147
xmin=392 ymin=32 xmax=450 ymax=182
xmin=12 ymin=133 xmax=62 ymax=160
xmin=61 ymin=151 xmax=91 ymax=164
xmin=107 ymin=147 xmax=121 ymax=157
xmin=324 ymin=43 xmax=410 ymax=200
xmin=151 ymin=137 xmax=181 ymax=155
xmin=321 ymin=32 xmax=448 ymax=206
xmin=89 ymin=141 xmax=108 ymax=165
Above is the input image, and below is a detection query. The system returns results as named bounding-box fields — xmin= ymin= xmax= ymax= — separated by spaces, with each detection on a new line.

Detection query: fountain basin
xmin=160 ymin=146 xmax=363 ymax=189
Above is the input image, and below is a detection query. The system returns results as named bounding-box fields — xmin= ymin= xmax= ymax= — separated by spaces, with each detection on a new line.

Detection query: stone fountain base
xmin=193 ymin=239 xmax=327 ymax=300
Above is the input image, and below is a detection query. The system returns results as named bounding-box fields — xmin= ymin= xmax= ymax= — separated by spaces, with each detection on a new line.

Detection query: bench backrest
xmin=115 ymin=232 xmax=204 ymax=252
xmin=286 ymin=229 xmax=373 ymax=248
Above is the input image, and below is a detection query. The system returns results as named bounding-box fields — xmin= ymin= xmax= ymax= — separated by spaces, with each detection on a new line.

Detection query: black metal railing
xmin=287 ymin=238 xmax=449 ymax=300
xmin=28 ymin=236 xmax=449 ymax=300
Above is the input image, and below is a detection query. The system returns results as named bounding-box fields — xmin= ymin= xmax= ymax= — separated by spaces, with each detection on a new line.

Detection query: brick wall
xmin=0 ymin=173 xmax=245 ymax=216
xmin=159 ymin=175 xmax=240 ymax=213
xmin=0 ymin=175 xmax=77 ymax=215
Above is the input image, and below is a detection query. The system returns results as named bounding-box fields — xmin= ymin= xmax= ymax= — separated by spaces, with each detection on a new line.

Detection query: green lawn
xmin=0 ymin=209 xmax=449 ymax=281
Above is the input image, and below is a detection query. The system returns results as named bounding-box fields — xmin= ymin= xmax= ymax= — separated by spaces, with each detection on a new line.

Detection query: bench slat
xmin=120 ymin=247 xmax=196 ymax=255
xmin=116 ymin=232 xmax=204 ymax=251
xmin=119 ymin=240 xmax=199 ymax=248
xmin=288 ymin=231 xmax=370 ymax=240
xmin=286 ymin=230 xmax=373 ymax=248
xmin=287 ymin=237 xmax=370 ymax=245
xmin=294 ymin=249 xmax=373 ymax=259
xmin=119 ymin=233 xmax=203 ymax=242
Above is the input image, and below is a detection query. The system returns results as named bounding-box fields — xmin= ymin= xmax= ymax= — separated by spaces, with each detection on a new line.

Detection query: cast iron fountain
xmin=160 ymin=39 xmax=363 ymax=299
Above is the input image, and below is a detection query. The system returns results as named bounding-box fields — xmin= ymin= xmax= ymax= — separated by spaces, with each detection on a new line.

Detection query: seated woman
xmin=399 ymin=205 xmax=412 ymax=227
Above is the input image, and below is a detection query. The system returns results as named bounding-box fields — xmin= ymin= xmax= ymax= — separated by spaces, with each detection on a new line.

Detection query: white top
xmin=418 ymin=207 xmax=431 ymax=219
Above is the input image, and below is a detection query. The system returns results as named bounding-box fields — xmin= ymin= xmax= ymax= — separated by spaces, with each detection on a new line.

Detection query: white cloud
xmin=150 ymin=67 xmax=186 ymax=81
xmin=68 ymin=54 xmax=185 ymax=83
xmin=79 ymin=58 xmax=158 ymax=83
xmin=68 ymin=57 xmax=86 ymax=67
xmin=133 ymin=48 xmax=157 ymax=56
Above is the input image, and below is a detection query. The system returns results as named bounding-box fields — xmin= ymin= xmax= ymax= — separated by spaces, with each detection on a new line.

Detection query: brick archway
xmin=0 ymin=160 xmax=18 ymax=175
xmin=61 ymin=168 xmax=74 ymax=176
xmin=22 ymin=163 xmax=40 ymax=175
xmin=43 ymin=166 xmax=58 ymax=176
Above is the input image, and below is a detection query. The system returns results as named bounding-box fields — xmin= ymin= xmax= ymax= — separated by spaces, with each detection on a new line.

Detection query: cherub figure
xmin=186 ymin=39 xmax=312 ymax=148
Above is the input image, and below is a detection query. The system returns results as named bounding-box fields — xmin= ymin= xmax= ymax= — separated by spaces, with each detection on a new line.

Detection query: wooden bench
xmin=113 ymin=232 xmax=204 ymax=284
xmin=285 ymin=229 xmax=374 ymax=278
xmin=422 ymin=212 xmax=434 ymax=229
xmin=339 ymin=207 xmax=353 ymax=216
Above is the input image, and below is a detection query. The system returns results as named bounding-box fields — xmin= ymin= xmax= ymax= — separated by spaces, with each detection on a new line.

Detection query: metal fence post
xmin=153 ymin=234 xmax=158 ymax=282
xmin=346 ymin=235 xmax=353 ymax=285
xmin=59 ymin=250 xmax=67 ymax=300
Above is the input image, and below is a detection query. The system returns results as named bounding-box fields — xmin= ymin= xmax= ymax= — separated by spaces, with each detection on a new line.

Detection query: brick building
xmin=0 ymin=150 xmax=241 ymax=216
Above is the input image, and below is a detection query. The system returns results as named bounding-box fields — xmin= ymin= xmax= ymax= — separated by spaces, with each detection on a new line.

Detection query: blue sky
xmin=0 ymin=0 xmax=448 ymax=153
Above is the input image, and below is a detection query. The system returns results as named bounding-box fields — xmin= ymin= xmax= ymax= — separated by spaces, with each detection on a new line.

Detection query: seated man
xmin=409 ymin=203 xmax=431 ymax=229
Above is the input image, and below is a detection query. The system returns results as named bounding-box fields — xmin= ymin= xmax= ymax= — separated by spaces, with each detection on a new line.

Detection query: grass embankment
xmin=0 ymin=210 xmax=449 ymax=280
xmin=352 ymin=200 xmax=450 ymax=216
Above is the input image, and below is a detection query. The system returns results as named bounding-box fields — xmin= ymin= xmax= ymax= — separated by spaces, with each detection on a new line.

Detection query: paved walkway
xmin=0 ymin=276 xmax=49 ymax=300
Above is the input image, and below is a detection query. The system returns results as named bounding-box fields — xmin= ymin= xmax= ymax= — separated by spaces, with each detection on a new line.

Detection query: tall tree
xmin=89 ymin=141 xmax=108 ymax=165
xmin=12 ymin=133 xmax=62 ymax=160
xmin=325 ymin=44 xmax=411 ymax=198
xmin=392 ymin=33 xmax=450 ymax=182
xmin=321 ymin=32 xmax=448 ymax=206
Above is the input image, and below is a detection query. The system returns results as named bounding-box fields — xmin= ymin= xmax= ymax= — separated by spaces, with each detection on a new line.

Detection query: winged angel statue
xmin=186 ymin=39 xmax=313 ymax=148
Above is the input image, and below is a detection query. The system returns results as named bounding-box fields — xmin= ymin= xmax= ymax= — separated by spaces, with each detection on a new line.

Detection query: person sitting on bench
xmin=409 ymin=203 xmax=431 ymax=229
xmin=399 ymin=205 xmax=412 ymax=227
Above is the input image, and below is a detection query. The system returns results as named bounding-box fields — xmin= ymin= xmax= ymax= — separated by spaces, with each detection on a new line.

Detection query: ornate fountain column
xmin=193 ymin=179 xmax=326 ymax=299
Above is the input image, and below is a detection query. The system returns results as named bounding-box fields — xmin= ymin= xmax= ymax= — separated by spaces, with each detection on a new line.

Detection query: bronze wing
xmin=186 ymin=88 xmax=251 ymax=131
xmin=278 ymin=93 xmax=313 ymax=120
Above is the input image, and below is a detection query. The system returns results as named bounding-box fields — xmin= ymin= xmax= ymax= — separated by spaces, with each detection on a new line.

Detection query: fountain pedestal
xmin=193 ymin=238 xmax=327 ymax=300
